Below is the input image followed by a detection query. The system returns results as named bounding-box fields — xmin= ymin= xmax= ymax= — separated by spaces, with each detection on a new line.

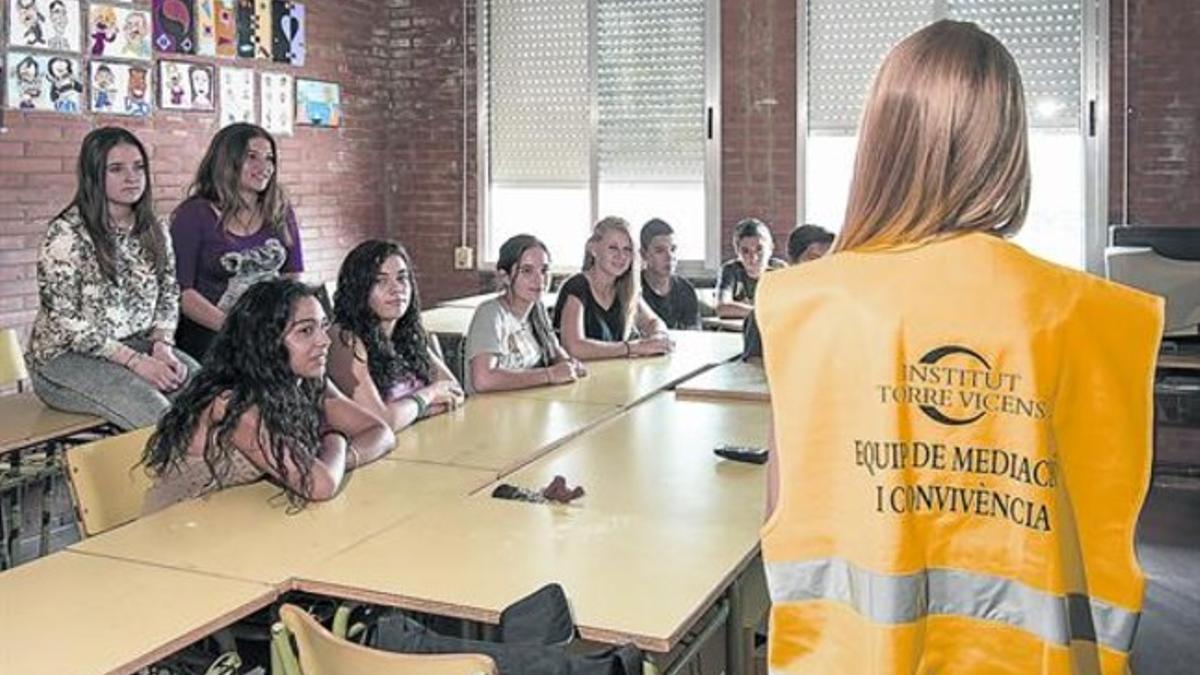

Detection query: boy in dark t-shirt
xmin=743 ymin=224 xmax=835 ymax=360
xmin=716 ymin=217 xmax=786 ymax=319
xmin=639 ymin=218 xmax=700 ymax=330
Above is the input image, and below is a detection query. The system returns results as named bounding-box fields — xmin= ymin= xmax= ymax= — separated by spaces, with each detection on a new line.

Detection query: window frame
xmin=476 ymin=0 xmax=723 ymax=273
xmin=794 ymin=0 xmax=1110 ymax=274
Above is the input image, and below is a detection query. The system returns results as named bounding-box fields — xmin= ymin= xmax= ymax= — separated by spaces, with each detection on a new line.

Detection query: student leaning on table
xmin=27 ymin=126 xmax=198 ymax=431
xmin=140 ymin=278 xmax=394 ymax=514
xmin=465 ymin=234 xmax=586 ymax=394
xmin=756 ymin=20 xmax=1162 ymax=674
xmin=326 ymin=239 xmax=464 ymax=427
xmin=552 ymin=217 xmax=673 ymax=361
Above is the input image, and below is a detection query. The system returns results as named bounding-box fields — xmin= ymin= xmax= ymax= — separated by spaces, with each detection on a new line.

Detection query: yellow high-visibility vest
xmin=757 ymin=232 xmax=1163 ymax=674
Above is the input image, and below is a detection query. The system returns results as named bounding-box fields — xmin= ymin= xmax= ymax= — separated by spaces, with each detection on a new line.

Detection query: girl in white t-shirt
xmin=465 ymin=235 xmax=586 ymax=394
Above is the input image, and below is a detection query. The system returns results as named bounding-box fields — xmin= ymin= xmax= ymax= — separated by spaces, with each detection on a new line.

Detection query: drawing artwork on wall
xmin=159 ymin=59 xmax=215 ymax=111
xmin=6 ymin=51 xmax=82 ymax=113
xmin=8 ymin=0 xmax=82 ymax=52
xmin=219 ymin=66 xmax=255 ymax=126
xmin=236 ymin=0 xmax=255 ymax=59
xmin=260 ymin=71 xmax=293 ymax=135
xmin=90 ymin=60 xmax=153 ymax=117
xmin=271 ymin=1 xmax=304 ymax=66
xmin=153 ymin=0 xmax=195 ymax=54
xmin=194 ymin=0 xmax=217 ymax=57
xmin=253 ymin=0 xmax=272 ymax=60
xmin=216 ymin=0 xmax=238 ymax=57
xmin=296 ymin=79 xmax=341 ymax=127
xmin=87 ymin=3 xmax=151 ymax=59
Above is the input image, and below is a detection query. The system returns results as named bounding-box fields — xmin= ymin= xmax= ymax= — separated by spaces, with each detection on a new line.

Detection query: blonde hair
xmin=835 ymin=20 xmax=1030 ymax=252
xmin=583 ymin=216 xmax=639 ymax=340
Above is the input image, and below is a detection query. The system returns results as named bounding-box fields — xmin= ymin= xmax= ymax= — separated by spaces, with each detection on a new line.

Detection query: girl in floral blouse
xmin=27 ymin=127 xmax=198 ymax=430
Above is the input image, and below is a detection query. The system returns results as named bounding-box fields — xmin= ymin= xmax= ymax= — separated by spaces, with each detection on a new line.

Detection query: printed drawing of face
xmin=17 ymin=57 xmax=39 ymax=85
xmin=190 ymin=67 xmax=211 ymax=98
xmin=50 ymin=1 xmax=68 ymax=32
xmin=128 ymin=67 xmax=147 ymax=99
xmin=93 ymin=6 xmax=117 ymax=31
xmin=19 ymin=4 xmax=40 ymax=31
xmin=95 ymin=66 xmax=114 ymax=89
xmin=124 ymin=13 xmax=147 ymax=42
xmin=48 ymin=58 xmax=73 ymax=83
xmin=167 ymin=63 xmax=181 ymax=86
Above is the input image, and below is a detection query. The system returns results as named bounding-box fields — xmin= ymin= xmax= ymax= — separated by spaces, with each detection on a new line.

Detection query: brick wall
xmin=0 ymin=0 xmax=392 ymax=339
xmin=1109 ymin=0 xmax=1200 ymax=226
xmin=720 ymin=0 xmax=797 ymax=259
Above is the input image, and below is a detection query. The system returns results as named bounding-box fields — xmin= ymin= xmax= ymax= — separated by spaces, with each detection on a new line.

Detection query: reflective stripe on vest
xmin=765 ymin=557 xmax=1139 ymax=653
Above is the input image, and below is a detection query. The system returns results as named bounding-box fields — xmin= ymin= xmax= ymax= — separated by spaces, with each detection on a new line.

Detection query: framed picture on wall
xmin=87 ymin=3 xmax=152 ymax=60
xmin=271 ymin=1 xmax=305 ymax=66
xmin=8 ymin=0 xmax=83 ymax=52
xmin=260 ymin=71 xmax=293 ymax=135
xmin=296 ymin=79 xmax=341 ymax=127
xmin=216 ymin=0 xmax=238 ymax=57
xmin=195 ymin=0 xmax=217 ymax=57
xmin=89 ymin=60 xmax=153 ymax=117
xmin=159 ymin=60 xmax=215 ymax=111
xmin=6 ymin=51 xmax=82 ymax=113
xmin=219 ymin=65 xmax=255 ymax=126
xmin=152 ymin=0 xmax=195 ymax=54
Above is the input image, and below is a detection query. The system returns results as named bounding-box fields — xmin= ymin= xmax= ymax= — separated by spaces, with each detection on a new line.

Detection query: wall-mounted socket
xmin=453 ymin=246 xmax=475 ymax=270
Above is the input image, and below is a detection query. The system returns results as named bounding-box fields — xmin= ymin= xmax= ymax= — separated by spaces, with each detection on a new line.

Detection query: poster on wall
xmin=194 ymin=0 xmax=217 ymax=56
xmin=260 ymin=71 xmax=293 ymax=135
xmin=219 ymin=66 xmax=254 ymax=126
xmin=236 ymin=0 xmax=255 ymax=58
xmin=215 ymin=0 xmax=238 ymax=57
xmin=296 ymin=79 xmax=341 ymax=127
xmin=8 ymin=0 xmax=82 ymax=52
xmin=89 ymin=60 xmax=153 ymax=117
xmin=253 ymin=0 xmax=272 ymax=60
xmin=87 ymin=3 xmax=152 ymax=59
xmin=271 ymin=1 xmax=304 ymax=66
xmin=152 ymin=0 xmax=195 ymax=54
xmin=5 ymin=51 xmax=82 ymax=113
xmin=159 ymin=59 xmax=215 ymax=111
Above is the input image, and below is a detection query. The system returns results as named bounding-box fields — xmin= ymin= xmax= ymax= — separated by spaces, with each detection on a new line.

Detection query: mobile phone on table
xmin=714 ymin=444 xmax=769 ymax=464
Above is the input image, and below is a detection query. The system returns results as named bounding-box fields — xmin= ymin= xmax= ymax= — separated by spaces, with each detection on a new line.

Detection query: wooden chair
xmin=62 ymin=427 xmax=155 ymax=537
xmin=273 ymin=603 xmax=497 ymax=675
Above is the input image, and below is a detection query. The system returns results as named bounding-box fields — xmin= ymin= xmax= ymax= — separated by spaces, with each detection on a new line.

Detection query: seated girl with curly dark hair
xmin=326 ymin=240 xmax=464 ymax=430
xmin=140 ymin=278 xmax=395 ymax=514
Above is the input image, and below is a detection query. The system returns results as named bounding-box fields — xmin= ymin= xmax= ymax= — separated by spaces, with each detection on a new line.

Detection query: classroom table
xmin=701 ymin=316 xmax=745 ymax=332
xmin=675 ymin=360 xmax=769 ymax=402
xmin=295 ymin=392 xmax=770 ymax=655
xmin=389 ymin=395 xmax=616 ymax=473
xmin=420 ymin=305 xmax=479 ymax=336
xmin=0 ymin=392 xmax=106 ymax=457
xmin=1158 ymin=353 xmax=1200 ymax=371
xmin=294 ymin=497 xmax=762 ymax=654
xmin=69 ymin=460 xmax=494 ymax=585
xmin=0 ymin=551 xmax=275 ymax=675
xmin=493 ymin=330 xmax=742 ymax=407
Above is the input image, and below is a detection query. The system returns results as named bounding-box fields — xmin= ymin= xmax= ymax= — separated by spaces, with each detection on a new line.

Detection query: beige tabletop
xmin=389 ymin=396 xmax=616 ymax=473
xmin=295 ymin=497 xmax=761 ymax=653
xmin=420 ymin=305 xmax=479 ymax=336
xmin=70 ymin=460 xmax=494 ymax=585
xmin=494 ymin=330 xmax=742 ymax=407
xmin=675 ymin=360 xmax=769 ymax=402
xmin=701 ymin=316 xmax=745 ymax=332
xmin=439 ymin=291 xmax=559 ymax=311
xmin=0 ymin=551 xmax=275 ymax=675
xmin=0 ymin=392 xmax=106 ymax=455
xmin=488 ymin=392 xmax=770 ymax=528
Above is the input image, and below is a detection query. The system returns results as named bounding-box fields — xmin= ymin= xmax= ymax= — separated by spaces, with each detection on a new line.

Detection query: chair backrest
xmin=63 ymin=427 xmax=155 ymax=537
xmin=278 ymin=604 xmax=497 ymax=675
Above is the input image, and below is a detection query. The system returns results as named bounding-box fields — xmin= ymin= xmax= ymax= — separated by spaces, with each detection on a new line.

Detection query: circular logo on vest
xmin=917 ymin=345 xmax=989 ymax=426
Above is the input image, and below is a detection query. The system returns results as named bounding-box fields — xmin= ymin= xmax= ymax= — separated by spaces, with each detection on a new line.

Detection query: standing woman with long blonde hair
xmin=171 ymin=123 xmax=305 ymax=359
xmin=757 ymin=21 xmax=1161 ymax=673
xmin=553 ymin=216 xmax=672 ymax=361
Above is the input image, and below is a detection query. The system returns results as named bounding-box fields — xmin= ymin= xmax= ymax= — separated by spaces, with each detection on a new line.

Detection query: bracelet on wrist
xmin=402 ymin=393 xmax=429 ymax=418
xmin=347 ymin=443 xmax=361 ymax=470
xmin=623 ymin=340 xmax=632 ymax=357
